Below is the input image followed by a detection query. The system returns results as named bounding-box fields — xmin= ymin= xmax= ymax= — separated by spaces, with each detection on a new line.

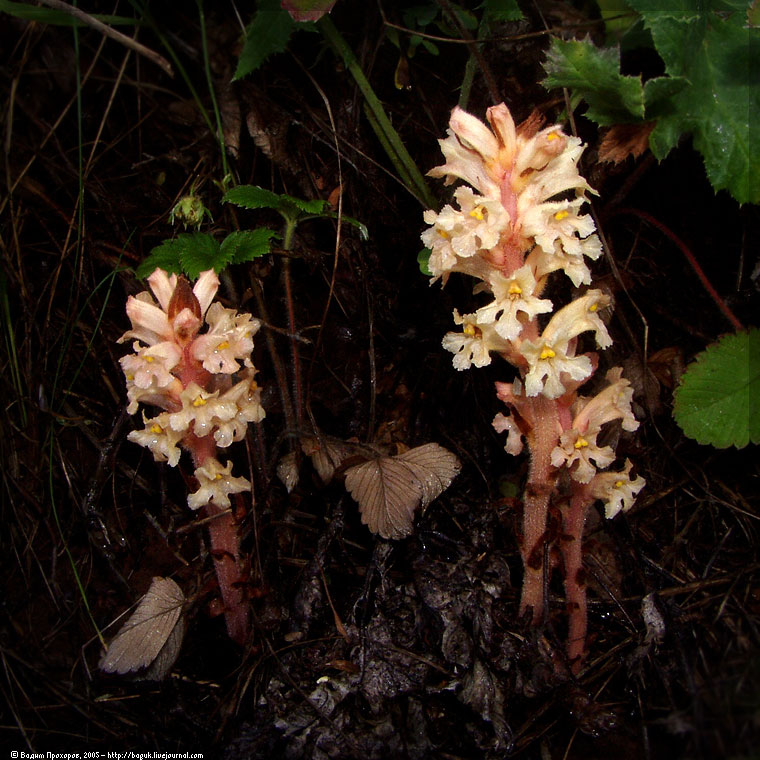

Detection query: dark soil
xmin=1 ymin=2 xmax=758 ymax=758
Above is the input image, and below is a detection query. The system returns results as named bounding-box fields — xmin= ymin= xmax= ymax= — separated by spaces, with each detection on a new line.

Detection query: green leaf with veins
xmin=543 ymin=38 xmax=646 ymax=125
xmin=176 ymin=233 xmax=227 ymax=279
xmin=136 ymin=241 xmax=184 ymax=279
xmin=673 ymin=329 xmax=760 ymax=449
xmin=233 ymin=0 xmax=296 ymax=81
xmin=627 ymin=0 xmax=760 ymax=203
xmin=220 ymin=229 xmax=279 ymax=265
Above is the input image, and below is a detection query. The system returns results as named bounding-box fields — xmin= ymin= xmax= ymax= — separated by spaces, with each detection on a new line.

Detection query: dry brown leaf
xmin=99 ymin=577 xmax=185 ymax=677
xmin=599 ymin=122 xmax=655 ymax=164
xmin=344 ymin=443 xmax=461 ymax=540
xmin=276 ymin=451 xmax=299 ymax=493
xmin=301 ymin=435 xmax=350 ymax=484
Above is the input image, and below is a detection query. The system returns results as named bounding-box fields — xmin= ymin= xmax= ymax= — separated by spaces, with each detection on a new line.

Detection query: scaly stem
xmin=519 ymin=395 xmax=560 ymax=622
xmin=561 ymin=486 xmax=592 ymax=674
xmin=189 ymin=434 xmax=250 ymax=645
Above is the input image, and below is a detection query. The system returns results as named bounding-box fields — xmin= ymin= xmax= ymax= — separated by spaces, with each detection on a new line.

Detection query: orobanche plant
xmin=422 ymin=103 xmax=645 ymax=672
xmin=119 ymin=268 xmax=265 ymax=645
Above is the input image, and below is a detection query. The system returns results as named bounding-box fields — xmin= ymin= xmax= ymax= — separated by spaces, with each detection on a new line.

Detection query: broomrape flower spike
xmin=119 ymin=268 xmax=265 ymax=645
xmin=423 ymin=103 xmax=644 ymax=674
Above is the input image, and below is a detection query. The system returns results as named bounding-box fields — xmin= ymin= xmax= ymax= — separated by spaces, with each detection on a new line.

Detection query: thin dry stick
xmin=36 ymin=0 xmax=173 ymax=77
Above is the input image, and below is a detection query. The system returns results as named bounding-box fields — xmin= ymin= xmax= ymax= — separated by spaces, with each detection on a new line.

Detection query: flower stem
xmin=561 ymin=487 xmax=591 ymax=674
xmin=519 ymin=395 xmax=559 ymax=623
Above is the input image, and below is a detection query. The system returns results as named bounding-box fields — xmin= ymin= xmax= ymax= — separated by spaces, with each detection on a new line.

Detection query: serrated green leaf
xmin=223 ymin=185 xmax=284 ymax=211
xmin=418 ymin=247 xmax=432 ymax=276
xmin=542 ymin=37 xmax=646 ymax=125
xmin=175 ymin=233 xmax=226 ymax=279
xmin=628 ymin=0 xmax=760 ymax=203
xmin=233 ymin=0 xmax=295 ymax=81
xmin=136 ymin=242 xmax=185 ymax=280
xmin=673 ymin=329 xmax=760 ymax=449
xmin=220 ymin=229 xmax=279 ymax=265
xmin=280 ymin=195 xmax=330 ymax=214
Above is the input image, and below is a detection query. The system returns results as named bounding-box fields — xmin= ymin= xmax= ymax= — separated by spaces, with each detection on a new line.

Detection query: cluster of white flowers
xmin=423 ymin=104 xmax=643 ymax=516
xmin=119 ymin=268 xmax=264 ymax=510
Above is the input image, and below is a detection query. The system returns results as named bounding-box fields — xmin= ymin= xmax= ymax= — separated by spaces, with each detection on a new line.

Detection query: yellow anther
xmin=540 ymin=345 xmax=556 ymax=360
xmin=469 ymin=206 xmax=485 ymax=221
xmin=547 ymin=132 xmax=560 ymax=141
xmin=614 ymin=480 xmax=625 ymax=488
xmin=150 ymin=423 xmax=163 ymax=435
xmin=574 ymin=437 xmax=589 ymax=449
xmin=145 ymin=355 xmax=155 ymax=363
xmin=214 ymin=473 xmax=223 ymax=481
xmin=126 ymin=373 xmax=134 ymax=381
xmin=463 ymin=323 xmax=477 ymax=337
xmin=216 ymin=340 xmax=230 ymax=351
xmin=193 ymin=396 xmax=207 ymax=407
xmin=438 ymin=229 xmax=450 ymax=239
xmin=589 ymin=303 xmax=598 ymax=312
xmin=508 ymin=282 xmax=522 ymax=296
xmin=554 ymin=210 xmax=569 ymax=221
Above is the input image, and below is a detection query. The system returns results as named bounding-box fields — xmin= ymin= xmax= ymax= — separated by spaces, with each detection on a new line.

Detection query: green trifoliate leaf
xmin=220 ymin=229 xmax=279 ymax=265
xmin=223 ymin=185 xmax=329 ymax=220
xmin=673 ymin=329 xmax=760 ymax=449
xmin=178 ymin=232 xmax=228 ymax=279
xmin=543 ymin=37 xmax=646 ymax=125
xmin=223 ymin=185 xmax=283 ymax=211
xmin=136 ymin=242 xmax=184 ymax=279
xmin=233 ymin=0 xmax=296 ymax=81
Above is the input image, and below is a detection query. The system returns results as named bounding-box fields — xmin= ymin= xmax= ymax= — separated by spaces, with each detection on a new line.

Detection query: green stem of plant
xmin=317 ymin=15 xmax=435 ymax=209
xmin=281 ymin=216 xmax=303 ymax=427
xmin=127 ymin=0 xmax=215 ymax=135
xmin=196 ymin=0 xmax=230 ymax=181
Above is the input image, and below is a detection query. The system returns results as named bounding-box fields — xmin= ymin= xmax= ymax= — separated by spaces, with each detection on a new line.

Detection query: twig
xmin=35 ymin=0 xmax=173 ymax=77
xmin=607 ymin=207 xmax=744 ymax=332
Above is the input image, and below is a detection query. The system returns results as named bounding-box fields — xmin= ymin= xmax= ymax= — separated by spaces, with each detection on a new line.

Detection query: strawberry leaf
xmin=220 ymin=229 xmax=279 ymax=265
xmin=175 ymin=233 xmax=226 ymax=279
xmin=673 ymin=328 xmax=760 ymax=449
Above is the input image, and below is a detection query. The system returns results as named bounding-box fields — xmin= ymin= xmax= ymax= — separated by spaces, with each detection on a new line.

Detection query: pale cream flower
xmin=551 ymin=428 xmax=615 ymax=483
xmin=191 ymin=302 xmax=259 ymax=374
xmin=475 ymin=265 xmax=553 ymax=340
xmin=551 ymin=367 xmax=638 ymax=481
xmin=521 ymin=197 xmax=596 ymax=258
xmin=492 ymin=411 xmax=524 ymax=455
xmin=168 ymin=383 xmax=238 ymax=437
xmin=571 ymin=367 xmax=639 ymax=434
xmin=187 ymin=458 xmax=251 ymax=510
xmin=520 ymin=290 xmax=612 ymax=397
xmin=120 ymin=341 xmax=182 ymax=390
xmin=119 ymin=268 xmax=219 ymax=348
xmin=589 ymin=459 xmax=646 ymax=519
xmin=212 ymin=372 xmax=266 ymax=447
xmin=442 ymin=309 xmax=511 ymax=370
xmin=128 ymin=412 xmax=183 ymax=467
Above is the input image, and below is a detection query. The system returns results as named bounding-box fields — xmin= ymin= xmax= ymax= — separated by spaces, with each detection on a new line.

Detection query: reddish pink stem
xmin=607 ymin=207 xmax=744 ymax=332
xmin=188 ymin=433 xmax=250 ymax=645
xmin=519 ymin=395 xmax=560 ymax=622
xmin=561 ymin=487 xmax=591 ymax=674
